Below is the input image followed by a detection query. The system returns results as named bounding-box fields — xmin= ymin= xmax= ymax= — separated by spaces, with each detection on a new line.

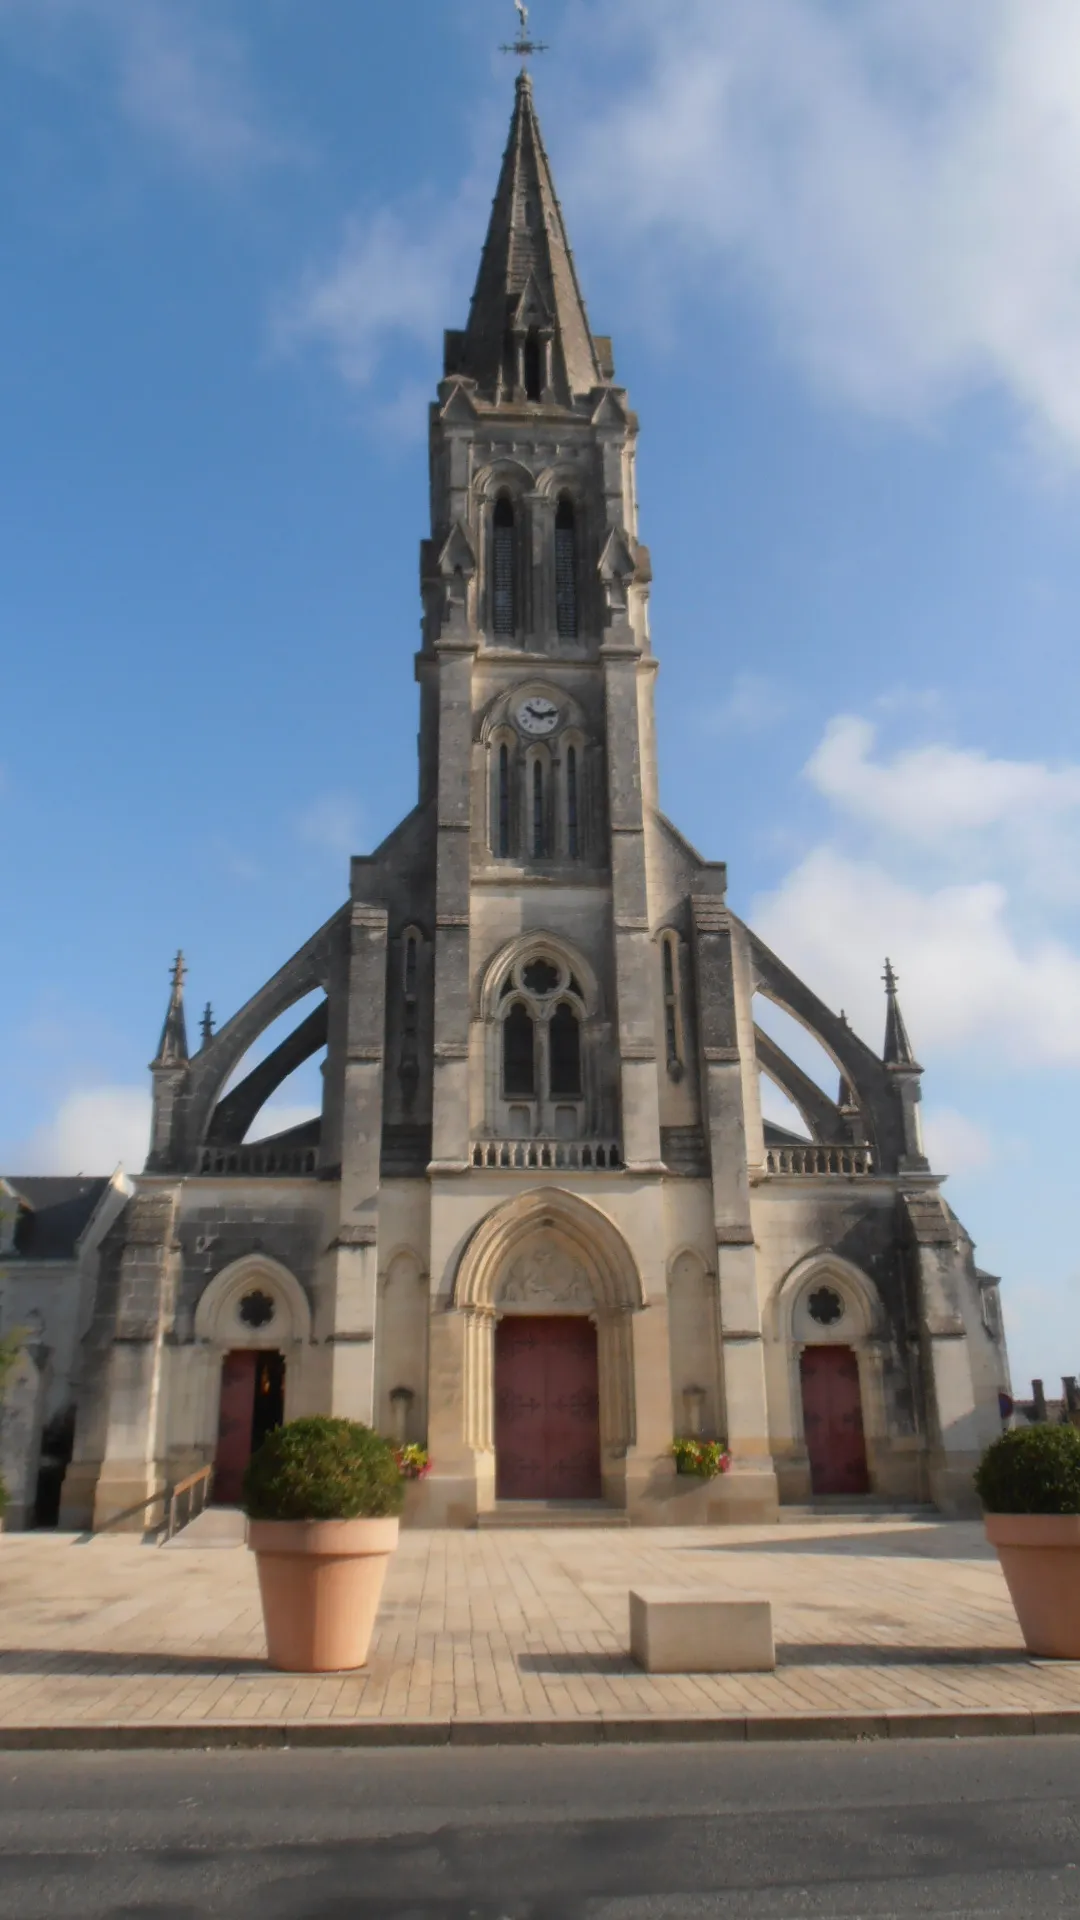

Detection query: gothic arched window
xmin=566 ymin=744 xmax=580 ymax=859
xmin=555 ymin=496 xmax=578 ymax=639
xmin=532 ymin=758 xmax=546 ymax=859
xmin=503 ymin=1003 xmax=536 ymax=1097
xmin=549 ymin=1002 xmax=582 ymax=1097
xmin=497 ymin=742 xmax=511 ymax=857
xmin=492 ymin=495 xmax=516 ymax=637
xmin=524 ymin=333 xmax=543 ymax=402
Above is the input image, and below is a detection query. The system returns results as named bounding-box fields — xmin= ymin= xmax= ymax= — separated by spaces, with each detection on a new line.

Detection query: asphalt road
xmin=1 ymin=1738 xmax=1080 ymax=1918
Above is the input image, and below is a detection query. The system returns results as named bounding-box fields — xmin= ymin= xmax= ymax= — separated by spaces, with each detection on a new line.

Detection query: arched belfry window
xmin=566 ymin=744 xmax=580 ymax=858
xmin=497 ymin=742 xmax=511 ymax=857
xmin=524 ymin=334 xmax=543 ymax=402
xmin=532 ymin=759 xmax=546 ymax=858
xmin=555 ymin=496 xmax=578 ymax=639
xmin=503 ymin=1002 xmax=536 ymax=1097
xmin=492 ymin=495 xmax=516 ymax=637
xmin=549 ymin=1001 xmax=582 ymax=1097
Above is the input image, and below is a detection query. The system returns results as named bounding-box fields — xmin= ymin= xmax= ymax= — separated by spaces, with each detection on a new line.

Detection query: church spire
xmin=882 ymin=959 xmax=921 ymax=1072
xmin=450 ymin=70 xmax=605 ymax=405
xmin=153 ymin=952 xmax=189 ymax=1067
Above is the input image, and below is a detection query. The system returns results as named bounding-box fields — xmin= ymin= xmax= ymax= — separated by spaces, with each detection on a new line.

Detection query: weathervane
xmin=501 ymin=0 xmax=548 ymax=62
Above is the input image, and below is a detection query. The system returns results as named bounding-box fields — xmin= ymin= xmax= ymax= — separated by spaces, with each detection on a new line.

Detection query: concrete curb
xmin=4 ymin=1710 xmax=1080 ymax=1751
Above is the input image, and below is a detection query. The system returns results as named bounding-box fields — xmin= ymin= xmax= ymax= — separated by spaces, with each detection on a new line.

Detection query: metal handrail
xmin=165 ymin=1465 xmax=214 ymax=1542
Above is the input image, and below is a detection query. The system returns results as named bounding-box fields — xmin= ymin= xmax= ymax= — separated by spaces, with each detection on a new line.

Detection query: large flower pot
xmin=985 ymin=1513 xmax=1080 ymax=1658
xmin=248 ymin=1517 xmax=399 ymax=1673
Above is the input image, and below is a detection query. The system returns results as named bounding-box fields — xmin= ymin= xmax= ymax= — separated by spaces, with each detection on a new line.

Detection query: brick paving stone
xmin=4 ymin=1517 xmax=1079 ymax=1735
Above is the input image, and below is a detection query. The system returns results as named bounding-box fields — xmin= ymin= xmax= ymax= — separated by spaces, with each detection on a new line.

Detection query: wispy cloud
xmin=3 ymin=1085 xmax=151 ymax=1175
xmin=0 ymin=0 xmax=290 ymax=181
xmin=293 ymin=793 xmax=365 ymax=861
xmin=703 ymin=672 xmax=792 ymax=737
xmin=752 ymin=710 xmax=1080 ymax=1065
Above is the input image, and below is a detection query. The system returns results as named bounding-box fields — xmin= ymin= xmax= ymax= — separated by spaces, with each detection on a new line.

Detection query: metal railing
xmin=764 ymin=1144 xmax=874 ymax=1178
xmin=165 ymin=1465 xmax=214 ymax=1542
xmin=471 ymin=1137 xmax=623 ymax=1171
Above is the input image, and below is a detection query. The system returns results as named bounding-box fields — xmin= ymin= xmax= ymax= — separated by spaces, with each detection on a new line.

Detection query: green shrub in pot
xmin=975 ymin=1423 xmax=1080 ymax=1515
xmin=243 ymin=1416 xmax=404 ymax=1522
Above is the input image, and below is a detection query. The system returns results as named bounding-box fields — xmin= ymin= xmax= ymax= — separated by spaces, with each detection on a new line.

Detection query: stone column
xmin=430 ymin=643 xmax=476 ymax=1171
xmin=0 ymin=1345 xmax=47 ymax=1531
xmin=321 ymin=903 xmax=389 ymax=1424
xmin=92 ymin=1188 xmax=181 ymax=1532
xmin=603 ymin=646 xmax=664 ymax=1172
xmin=691 ymin=900 xmax=779 ymax=1521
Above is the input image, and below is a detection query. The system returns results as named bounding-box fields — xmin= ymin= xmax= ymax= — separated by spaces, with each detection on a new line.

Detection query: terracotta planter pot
xmin=248 ymin=1516 xmax=399 ymax=1673
xmin=985 ymin=1513 xmax=1080 ymax=1658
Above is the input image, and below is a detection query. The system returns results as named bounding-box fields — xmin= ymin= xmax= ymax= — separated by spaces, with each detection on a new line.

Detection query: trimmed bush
xmin=242 ymin=1417 xmax=404 ymax=1522
xmin=975 ymin=1424 xmax=1080 ymax=1516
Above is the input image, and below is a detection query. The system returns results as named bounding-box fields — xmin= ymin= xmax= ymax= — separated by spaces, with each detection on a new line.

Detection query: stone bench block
xmin=629 ymin=1586 xmax=775 ymax=1674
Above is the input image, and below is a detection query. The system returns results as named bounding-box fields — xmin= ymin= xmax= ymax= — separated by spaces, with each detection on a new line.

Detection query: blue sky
xmin=3 ymin=0 xmax=1080 ymax=1393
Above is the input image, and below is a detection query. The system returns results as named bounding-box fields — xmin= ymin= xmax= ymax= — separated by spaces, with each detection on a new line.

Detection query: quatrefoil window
xmin=238 ymin=1290 xmax=276 ymax=1330
xmin=807 ymin=1286 xmax=844 ymax=1328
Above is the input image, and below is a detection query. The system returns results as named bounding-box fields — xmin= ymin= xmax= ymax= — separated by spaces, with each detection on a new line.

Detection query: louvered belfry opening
xmin=492 ymin=495 xmax=516 ymax=636
xmin=497 ymin=742 xmax=512 ymax=856
xmin=549 ymin=1002 xmax=582 ymax=1097
xmin=555 ymin=495 xmax=578 ymax=639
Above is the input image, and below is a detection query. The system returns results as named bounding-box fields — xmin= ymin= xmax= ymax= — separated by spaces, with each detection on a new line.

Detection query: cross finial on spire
xmin=154 ymin=950 xmax=190 ymax=1067
xmin=501 ymin=0 xmax=548 ymax=64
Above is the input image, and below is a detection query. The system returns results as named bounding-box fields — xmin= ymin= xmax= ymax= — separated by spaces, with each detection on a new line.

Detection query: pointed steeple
xmin=451 ymin=72 xmax=604 ymax=405
xmin=882 ymin=959 xmax=921 ymax=1071
xmin=154 ymin=952 xmax=189 ymax=1067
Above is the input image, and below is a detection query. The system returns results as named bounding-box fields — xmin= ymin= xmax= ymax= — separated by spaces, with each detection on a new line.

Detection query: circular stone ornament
xmin=807 ymin=1286 xmax=844 ymax=1328
xmin=238 ymin=1290 xmax=276 ymax=1330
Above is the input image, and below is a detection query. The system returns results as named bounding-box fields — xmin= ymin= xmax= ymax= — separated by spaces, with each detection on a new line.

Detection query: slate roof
xmin=1 ymin=1177 xmax=112 ymax=1261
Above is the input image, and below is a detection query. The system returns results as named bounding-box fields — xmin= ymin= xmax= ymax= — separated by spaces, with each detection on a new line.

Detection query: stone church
xmin=60 ymin=73 xmax=1010 ymax=1533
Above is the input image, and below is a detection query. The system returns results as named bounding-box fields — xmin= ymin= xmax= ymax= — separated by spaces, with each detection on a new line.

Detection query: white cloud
xmin=922 ymin=1107 xmax=995 ymax=1178
xmin=560 ymin=0 xmax=1080 ymax=459
xmin=5 ymin=1086 xmax=151 ymax=1176
xmin=294 ymin=794 xmax=364 ymax=860
xmin=807 ymin=716 xmax=1080 ymax=847
xmin=754 ymin=842 xmax=1080 ymax=1067
xmin=0 ymin=0 xmax=286 ymax=180
xmin=276 ymin=195 xmax=478 ymax=392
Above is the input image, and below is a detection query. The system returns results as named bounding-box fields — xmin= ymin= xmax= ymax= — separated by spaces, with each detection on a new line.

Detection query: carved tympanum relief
xmin=498 ymin=1236 xmax=593 ymax=1309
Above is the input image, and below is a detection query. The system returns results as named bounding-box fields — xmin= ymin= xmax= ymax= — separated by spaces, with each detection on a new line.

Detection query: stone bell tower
xmin=419 ymin=68 xmax=665 ymax=1181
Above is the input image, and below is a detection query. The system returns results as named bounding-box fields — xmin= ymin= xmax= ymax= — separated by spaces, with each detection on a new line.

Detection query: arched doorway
xmin=495 ymin=1317 xmax=601 ymax=1500
xmin=453 ymin=1188 xmax=643 ymax=1506
xmin=214 ymin=1350 xmax=286 ymax=1504
xmin=799 ymin=1346 xmax=870 ymax=1496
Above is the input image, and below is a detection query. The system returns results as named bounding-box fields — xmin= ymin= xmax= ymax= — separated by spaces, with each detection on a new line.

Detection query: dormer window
xmin=492 ymin=495 xmax=516 ymax=636
xmin=555 ymin=496 xmax=578 ymax=639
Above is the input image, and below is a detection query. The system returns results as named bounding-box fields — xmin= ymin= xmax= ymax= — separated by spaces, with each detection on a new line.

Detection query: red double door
xmin=800 ymin=1345 xmax=870 ymax=1496
xmin=213 ymin=1351 xmax=286 ymax=1505
xmin=495 ymin=1317 xmax=602 ymax=1501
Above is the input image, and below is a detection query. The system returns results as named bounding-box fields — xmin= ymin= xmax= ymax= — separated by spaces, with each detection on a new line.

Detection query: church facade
xmin=61 ymin=75 xmax=1010 ymax=1533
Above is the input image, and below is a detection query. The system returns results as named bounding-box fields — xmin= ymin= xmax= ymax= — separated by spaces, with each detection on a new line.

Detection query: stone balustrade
xmin=470 ymin=1138 xmax=622 ymax=1172
xmin=198 ymin=1144 xmax=318 ymax=1178
xmin=764 ymin=1143 xmax=874 ymax=1178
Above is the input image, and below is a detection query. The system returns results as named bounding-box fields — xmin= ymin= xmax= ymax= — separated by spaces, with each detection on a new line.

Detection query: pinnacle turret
xmin=447 ymin=72 xmax=605 ymax=405
xmin=153 ymin=952 xmax=189 ymax=1067
xmin=882 ymin=959 xmax=921 ymax=1072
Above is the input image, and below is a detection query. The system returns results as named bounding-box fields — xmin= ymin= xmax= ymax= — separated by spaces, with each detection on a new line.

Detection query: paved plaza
xmin=1 ymin=1515 xmax=1079 ymax=1744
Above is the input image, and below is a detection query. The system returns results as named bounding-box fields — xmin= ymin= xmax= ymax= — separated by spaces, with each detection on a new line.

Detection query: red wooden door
xmin=800 ymin=1345 xmax=870 ymax=1496
xmin=214 ymin=1351 xmax=258 ymax=1505
xmin=495 ymin=1317 xmax=602 ymax=1501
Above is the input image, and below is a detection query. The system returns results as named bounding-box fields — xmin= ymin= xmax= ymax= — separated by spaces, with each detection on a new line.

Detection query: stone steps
xmin=476 ymin=1502 xmax=632 ymax=1530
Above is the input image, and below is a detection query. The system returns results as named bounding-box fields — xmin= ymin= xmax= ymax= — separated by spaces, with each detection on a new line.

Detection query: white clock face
xmin=516 ymin=696 xmax=560 ymax=737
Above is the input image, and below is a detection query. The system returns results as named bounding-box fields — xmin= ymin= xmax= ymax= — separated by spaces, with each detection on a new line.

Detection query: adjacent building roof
xmin=1 ymin=1177 xmax=112 ymax=1261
